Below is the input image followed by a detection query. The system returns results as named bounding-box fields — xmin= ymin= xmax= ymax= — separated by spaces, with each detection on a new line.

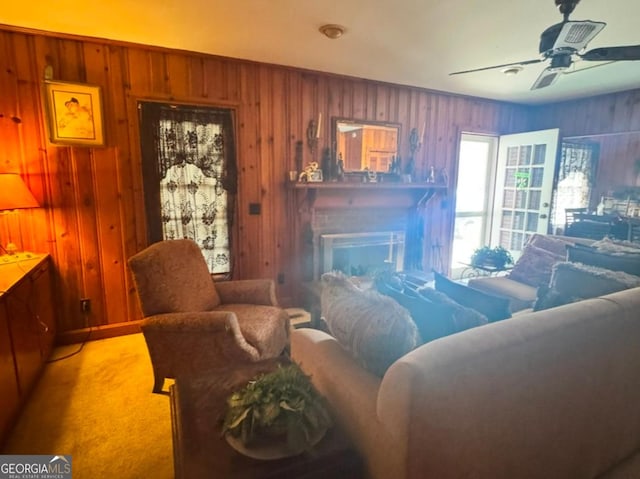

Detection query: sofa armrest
xmin=214 ymin=279 xmax=278 ymax=306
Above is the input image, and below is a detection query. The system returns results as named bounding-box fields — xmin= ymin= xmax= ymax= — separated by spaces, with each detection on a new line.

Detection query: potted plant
xmin=470 ymin=245 xmax=514 ymax=270
xmin=221 ymin=363 xmax=333 ymax=459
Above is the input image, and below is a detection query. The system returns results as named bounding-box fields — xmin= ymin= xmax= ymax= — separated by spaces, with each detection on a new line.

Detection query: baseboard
xmin=56 ymin=321 xmax=143 ymax=345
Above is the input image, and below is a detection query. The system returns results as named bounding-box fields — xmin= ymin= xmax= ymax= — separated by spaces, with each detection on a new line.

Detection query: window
xmin=139 ymin=102 xmax=237 ymax=274
xmin=450 ymin=134 xmax=498 ymax=277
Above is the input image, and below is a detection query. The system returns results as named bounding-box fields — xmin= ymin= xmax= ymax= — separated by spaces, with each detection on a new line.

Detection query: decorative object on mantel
xmin=426 ymin=165 xmax=436 ymax=183
xmin=306 ymin=120 xmax=317 ymax=156
xmin=306 ymin=113 xmax=322 ymax=157
xmin=222 ymin=363 xmax=332 ymax=460
xmin=298 ymin=162 xmax=323 ymax=182
xmin=321 ymin=147 xmax=333 ymax=182
xmin=437 ymin=167 xmax=449 ymax=186
xmin=295 ymin=140 xmax=303 ymax=177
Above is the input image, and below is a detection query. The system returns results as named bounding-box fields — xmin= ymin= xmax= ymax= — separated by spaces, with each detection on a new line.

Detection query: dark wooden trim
xmin=56 ymin=321 xmax=143 ymax=345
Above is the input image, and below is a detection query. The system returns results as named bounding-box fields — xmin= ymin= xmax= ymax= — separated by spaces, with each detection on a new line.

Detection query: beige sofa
xmin=291 ymin=286 xmax=640 ymax=479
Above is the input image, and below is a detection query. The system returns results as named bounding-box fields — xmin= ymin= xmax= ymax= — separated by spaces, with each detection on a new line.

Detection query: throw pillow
xmin=417 ymin=287 xmax=489 ymax=334
xmin=321 ymin=271 xmax=419 ymax=376
xmin=433 ymin=272 xmax=512 ymax=322
xmin=539 ymin=261 xmax=640 ymax=310
xmin=508 ymin=244 xmax=564 ymax=288
xmin=528 ymin=233 xmax=576 ymax=257
xmin=374 ymin=274 xmax=456 ymax=343
xmin=566 ymin=244 xmax=640 ymax=276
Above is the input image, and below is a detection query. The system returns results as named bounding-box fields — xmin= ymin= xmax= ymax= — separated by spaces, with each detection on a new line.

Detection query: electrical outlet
xmin=249 ymin=203 xmax=261 ymax=215
xmin=277 ymin=273 xmax=285 ymax=284
xmin=80 ymin=298 xmax=91 ymax=314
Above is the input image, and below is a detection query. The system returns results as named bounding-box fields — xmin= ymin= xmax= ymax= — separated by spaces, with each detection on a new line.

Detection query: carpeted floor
xmin=3 ymin=333 xmax=174 ymax=479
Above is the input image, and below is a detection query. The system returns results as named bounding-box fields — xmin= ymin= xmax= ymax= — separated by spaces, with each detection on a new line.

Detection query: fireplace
xmin=292 ymin=182 xmax=447 ymax=281
xmin=321 ymin=231 xmax=405 ymax=277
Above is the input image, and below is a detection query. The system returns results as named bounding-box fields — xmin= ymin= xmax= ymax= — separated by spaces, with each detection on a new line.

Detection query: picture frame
xmin=43 ymin=80 xmax=105 ymax=146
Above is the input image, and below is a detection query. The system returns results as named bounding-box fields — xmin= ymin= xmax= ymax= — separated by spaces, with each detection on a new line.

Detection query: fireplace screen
xmin=320 ymin=231 xmax=405 ymax=277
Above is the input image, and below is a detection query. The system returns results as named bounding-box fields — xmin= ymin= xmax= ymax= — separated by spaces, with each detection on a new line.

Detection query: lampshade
xmin=0 ymin=173 xmax=40 ymax=211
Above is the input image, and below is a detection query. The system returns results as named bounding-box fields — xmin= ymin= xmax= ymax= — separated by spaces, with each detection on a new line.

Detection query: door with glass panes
xmin=490 ymin=129 xmax=559 ymax=258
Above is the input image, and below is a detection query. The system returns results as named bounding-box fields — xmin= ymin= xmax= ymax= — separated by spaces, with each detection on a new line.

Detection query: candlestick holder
xmin=306 ymin=120 xmax=318 ymax=156
xmin=409 ymin=127 xmax=421 ymax=156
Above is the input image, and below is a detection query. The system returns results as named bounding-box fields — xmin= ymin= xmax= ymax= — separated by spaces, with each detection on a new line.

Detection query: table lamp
xmin=0 ymin=173 xmax=40 ymax=262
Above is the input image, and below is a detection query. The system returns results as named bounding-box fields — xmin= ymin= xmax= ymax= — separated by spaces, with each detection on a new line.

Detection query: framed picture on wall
xmin=43 ymin=80 xmax=105 ymax=146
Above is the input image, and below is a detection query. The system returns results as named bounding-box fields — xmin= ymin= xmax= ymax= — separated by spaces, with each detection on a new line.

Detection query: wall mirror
xmin=333 ymin=118 xmax=401 ymax=172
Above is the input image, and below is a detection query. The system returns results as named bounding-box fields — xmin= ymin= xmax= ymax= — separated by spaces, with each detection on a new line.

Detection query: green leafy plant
xmin=222 ymin=363 xmax=332 ymax=450
xmin=470 ymin=245 xmax=514 ymax=269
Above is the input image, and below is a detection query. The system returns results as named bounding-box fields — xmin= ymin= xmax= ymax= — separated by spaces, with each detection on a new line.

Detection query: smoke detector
xmin=319 ymin=24 xmax=345 ymax=39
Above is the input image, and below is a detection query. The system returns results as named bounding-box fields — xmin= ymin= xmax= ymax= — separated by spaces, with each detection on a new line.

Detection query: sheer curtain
xmin=551 ymin=141 xmax=599 ymax=233
xmin=140 ymin=103 xmax=237 ymax=274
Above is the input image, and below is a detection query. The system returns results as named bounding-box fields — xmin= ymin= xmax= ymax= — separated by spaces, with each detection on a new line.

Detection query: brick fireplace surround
xmin=294 ymin=182 xmax=446 ymax=277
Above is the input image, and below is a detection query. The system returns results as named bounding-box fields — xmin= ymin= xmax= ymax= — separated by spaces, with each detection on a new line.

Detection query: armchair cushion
xmin=128 ymin=239 xmax=221 ymax=316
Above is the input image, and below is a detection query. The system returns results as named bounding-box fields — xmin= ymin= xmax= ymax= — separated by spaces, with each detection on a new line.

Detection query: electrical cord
xmin=46 ymin=326 xmax=92 ymax=363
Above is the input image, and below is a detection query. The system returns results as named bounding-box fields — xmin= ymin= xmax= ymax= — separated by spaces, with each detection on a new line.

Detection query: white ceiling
xmin=3 ymin=0 xmax=640 ymax=105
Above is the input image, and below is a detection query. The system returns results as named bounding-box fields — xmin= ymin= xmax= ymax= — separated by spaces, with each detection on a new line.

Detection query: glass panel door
xmin=490 ymin=129 xmax=559 ymax=258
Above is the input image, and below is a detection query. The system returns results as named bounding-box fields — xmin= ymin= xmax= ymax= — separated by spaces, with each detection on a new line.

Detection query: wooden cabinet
xmin=0 ymin=297 xmax=20 ymax=446
xmin=0 ymin=254 xmax=56 ymax=446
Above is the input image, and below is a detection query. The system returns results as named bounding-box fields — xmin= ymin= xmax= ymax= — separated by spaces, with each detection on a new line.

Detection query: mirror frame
xmin=332 ymin=117 xmax=402 ymax=173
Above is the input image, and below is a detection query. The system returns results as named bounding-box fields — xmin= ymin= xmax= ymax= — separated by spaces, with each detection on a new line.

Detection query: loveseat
xmin=292 ymin=283 xmax=640 ymax=478
xmin=467 ymin=234 xmax=595 ymax=312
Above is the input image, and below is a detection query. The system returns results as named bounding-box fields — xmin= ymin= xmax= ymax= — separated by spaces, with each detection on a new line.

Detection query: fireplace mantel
xmin=291 ymin=182 xmax=447 ymax=209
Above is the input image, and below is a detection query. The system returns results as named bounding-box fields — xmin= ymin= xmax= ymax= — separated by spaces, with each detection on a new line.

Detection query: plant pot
xmin=225 ymin=426 xmax=327 ymax=460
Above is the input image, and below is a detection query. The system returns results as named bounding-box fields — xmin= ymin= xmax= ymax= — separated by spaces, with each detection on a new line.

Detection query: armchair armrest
xmin=141 ymin=311 xmax=261 ymax=361
xmin=214 ymin=279 xmax=278 ymax=306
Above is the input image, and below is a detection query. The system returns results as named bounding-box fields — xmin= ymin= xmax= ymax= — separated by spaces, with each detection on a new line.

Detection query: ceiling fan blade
xmin=580 ymin=45 xmax=640 ymax=61
xmin=450 ymin=58 xmax=543 ymax=76
xmin=531 ymin=68 xmax=562 ymax=90
xmin=550 ymin=21 xmax=606 ymax=52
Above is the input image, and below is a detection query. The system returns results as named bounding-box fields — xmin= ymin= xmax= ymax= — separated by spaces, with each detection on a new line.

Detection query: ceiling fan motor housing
xmin=548 ymin=54 xmax=572 ymax=72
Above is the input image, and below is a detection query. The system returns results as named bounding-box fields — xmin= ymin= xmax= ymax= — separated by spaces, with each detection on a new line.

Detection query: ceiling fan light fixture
xmin=319 ymin=24 xmax=345 ymax=40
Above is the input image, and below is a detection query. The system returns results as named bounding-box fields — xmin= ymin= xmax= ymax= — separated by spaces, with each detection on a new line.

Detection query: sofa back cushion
xmin=433 ymin=272 xmax=511 ymax=322
xmin=417 ymin=287 xmax=489 ymax=334
xmin=321 ymin=271 xmax=419 ymax=376
xmin=567 ymin=244 xmax=640 ymax=276
xmin=535 ymin=261 xmax=640 ymax=311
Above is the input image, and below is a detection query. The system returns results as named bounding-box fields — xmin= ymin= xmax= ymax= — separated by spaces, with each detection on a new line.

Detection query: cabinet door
xmin=6 ymin=278 xmax=42 ymax=397
xmin=31 ymin=262 xmax=55 ymax=360
xmin=0 ymin=297 xmax=20 ymax=444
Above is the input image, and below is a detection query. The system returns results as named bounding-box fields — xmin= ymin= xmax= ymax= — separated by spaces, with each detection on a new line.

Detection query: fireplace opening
xmin=320 ymin=231 xmax=405 ymax=277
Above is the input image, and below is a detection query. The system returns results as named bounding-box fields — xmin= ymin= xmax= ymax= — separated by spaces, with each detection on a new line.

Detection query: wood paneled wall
xmin=0 ymin=25 xmax=552 ymax=336
xmin=531 ymin=90 xmax=640 ymax=205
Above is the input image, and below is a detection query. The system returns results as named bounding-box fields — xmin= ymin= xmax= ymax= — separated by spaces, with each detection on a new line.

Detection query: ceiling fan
xmin=450 ymin=0 xmax=640 ymax=90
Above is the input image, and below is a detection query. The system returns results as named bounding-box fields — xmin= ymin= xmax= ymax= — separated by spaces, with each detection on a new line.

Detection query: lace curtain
xmin=141 ymin=104 xmax=237 ymax=274
xmin=550 ymin=141 xmax=599 ymax=233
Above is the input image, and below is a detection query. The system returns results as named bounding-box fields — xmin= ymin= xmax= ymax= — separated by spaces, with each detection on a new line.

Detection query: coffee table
xmin=169 ymin=357 xmax=363 ymax=479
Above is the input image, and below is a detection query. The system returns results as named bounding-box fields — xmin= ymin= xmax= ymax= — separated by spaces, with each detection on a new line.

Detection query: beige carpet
xmin=3 ymin=333 xmax=174 ymax=479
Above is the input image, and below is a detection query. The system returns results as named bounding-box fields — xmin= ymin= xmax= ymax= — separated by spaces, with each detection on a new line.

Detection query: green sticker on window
xmin=515 ymin=171 xmax=530 ymax=189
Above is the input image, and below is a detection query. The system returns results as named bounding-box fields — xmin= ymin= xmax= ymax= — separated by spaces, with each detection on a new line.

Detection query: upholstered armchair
xmin=128 ymin=239 xmax=290 ymax=393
